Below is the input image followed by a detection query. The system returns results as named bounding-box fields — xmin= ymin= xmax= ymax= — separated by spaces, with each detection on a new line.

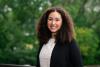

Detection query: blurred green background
xmin=0 ymin=0 xmax=100 ymax=66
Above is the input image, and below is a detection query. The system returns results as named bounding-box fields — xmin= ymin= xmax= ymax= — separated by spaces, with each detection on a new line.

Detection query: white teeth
xmin=51 ymin=27 xmax=56 ymax=29
xmin=50 ymin=25 xmax=56 ymax=29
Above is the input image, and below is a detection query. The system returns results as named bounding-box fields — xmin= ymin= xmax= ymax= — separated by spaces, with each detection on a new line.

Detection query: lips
xmin=50 ymin=26 xmax=56 ymax=29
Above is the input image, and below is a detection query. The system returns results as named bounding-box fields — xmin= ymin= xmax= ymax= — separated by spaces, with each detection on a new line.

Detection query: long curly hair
xmin=37 ymin=7 xmax=75 ymax=45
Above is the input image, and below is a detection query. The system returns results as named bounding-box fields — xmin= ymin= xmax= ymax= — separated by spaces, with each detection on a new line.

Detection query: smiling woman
xmin=36 ymin=6 xmax=83 ymax=67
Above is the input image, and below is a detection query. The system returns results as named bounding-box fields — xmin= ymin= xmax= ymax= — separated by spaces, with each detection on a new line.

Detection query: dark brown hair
xmin=37 ymin=7 xmax=74 ymax=45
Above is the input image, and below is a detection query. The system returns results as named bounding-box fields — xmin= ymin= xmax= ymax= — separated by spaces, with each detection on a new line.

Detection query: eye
xmin=56 ymin=19 xmax=59 ymax=21
xmin=48 ymin=18 xmax=52 ymax=21
xmin=55 ymin=18 xmax=60 ymax=21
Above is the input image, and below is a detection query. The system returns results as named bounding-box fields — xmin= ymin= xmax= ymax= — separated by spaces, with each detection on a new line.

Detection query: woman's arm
xmin=36 ymin=44 xmax=43 ymax=67
xmin=69 ymin=39 xmax=83 ymax=67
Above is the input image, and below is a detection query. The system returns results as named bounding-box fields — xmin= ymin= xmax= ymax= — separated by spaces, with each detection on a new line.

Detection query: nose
xmin=52 ymin=20 xmax=56 ymax=25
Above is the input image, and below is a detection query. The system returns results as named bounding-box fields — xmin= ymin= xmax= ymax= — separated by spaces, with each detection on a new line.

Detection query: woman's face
xmin=47 ymin=11 xmax=62 ymax=33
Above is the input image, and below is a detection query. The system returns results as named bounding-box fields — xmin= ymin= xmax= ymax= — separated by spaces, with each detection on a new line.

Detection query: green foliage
xmin=76 ymin=27 xmax=99 ymax=65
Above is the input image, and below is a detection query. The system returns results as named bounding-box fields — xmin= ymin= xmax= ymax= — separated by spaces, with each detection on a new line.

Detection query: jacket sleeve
xmin=69 ymin=39 xmax=83 ymax=67
xmin=36 ymin=44 xmax=43 ymax=67
xmin=36 ymin=47 xmax=40 ymax=67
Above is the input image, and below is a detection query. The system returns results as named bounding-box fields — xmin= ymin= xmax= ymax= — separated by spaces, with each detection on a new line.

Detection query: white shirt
xmin=39 ymin=38 xmax=55 ymax=67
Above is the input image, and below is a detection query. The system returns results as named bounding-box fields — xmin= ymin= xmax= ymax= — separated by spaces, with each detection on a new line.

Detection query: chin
xmin=50 ymin=29 xmax=58 ymax=32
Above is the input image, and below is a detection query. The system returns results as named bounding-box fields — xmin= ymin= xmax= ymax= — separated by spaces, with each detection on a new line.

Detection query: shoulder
xmin=69 ymin=39 xmax=80 ymax=51
xmin=70 ymin=39 xmax=78 ymax=46
xmin=70 ymin=39 xmax=77 ymax=44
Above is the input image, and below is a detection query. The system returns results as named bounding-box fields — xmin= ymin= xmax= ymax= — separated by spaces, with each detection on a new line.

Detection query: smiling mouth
xmin=50 ymin=26 xmax=56 ymax=29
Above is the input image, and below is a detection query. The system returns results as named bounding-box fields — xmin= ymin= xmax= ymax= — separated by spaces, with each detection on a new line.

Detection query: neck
xmin=52 ymin=33 xmax=56 ymax=38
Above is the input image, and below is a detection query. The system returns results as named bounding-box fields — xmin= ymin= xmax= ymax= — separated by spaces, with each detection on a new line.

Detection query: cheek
xmin=57 ymin=21 xmax=62 ymax=28
xmin=47 ymin=21 xmax=51 ymax=28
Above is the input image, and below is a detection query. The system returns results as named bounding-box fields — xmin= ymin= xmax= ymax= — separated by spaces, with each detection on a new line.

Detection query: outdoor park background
xmin=0 ymin=0 xmax=100 ymax=66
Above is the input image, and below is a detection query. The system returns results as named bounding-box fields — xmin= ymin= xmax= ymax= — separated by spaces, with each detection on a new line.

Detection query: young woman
xmin=36 ymin=7 xmax=83 ymax=67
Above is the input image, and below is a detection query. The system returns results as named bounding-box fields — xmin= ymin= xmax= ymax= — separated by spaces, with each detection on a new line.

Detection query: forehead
xmin=48 ymin=11 xmax=62 ymax=18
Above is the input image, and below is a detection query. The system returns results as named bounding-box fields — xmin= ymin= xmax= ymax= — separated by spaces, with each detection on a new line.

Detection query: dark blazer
xmin=36 ymin=39 xmax=83 ymax=67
